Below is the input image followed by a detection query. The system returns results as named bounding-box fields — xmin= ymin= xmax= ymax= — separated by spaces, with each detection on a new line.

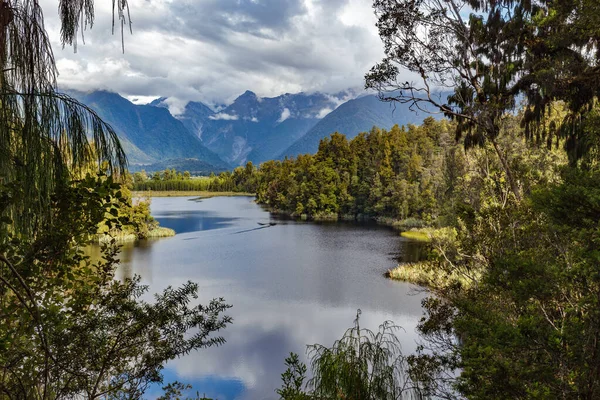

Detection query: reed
xmin=146 ymin=227 xmax=176 ymax=238
xmin=386 ymin=261 xmax=474 ymax=290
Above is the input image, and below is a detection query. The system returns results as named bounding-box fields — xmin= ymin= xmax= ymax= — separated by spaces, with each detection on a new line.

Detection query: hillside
xmin=69 ymin=91 xmax=229 ymax=170
xmin=280 ymin=94 xmax=431 ymax=158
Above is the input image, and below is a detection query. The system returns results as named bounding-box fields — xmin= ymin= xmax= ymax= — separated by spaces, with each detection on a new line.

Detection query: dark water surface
xmin=117 ymin=196 xmax=425 ymax=400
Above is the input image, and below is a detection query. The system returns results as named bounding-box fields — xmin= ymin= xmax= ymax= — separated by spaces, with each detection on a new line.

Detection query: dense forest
xmin=253 ymin=115 xmax=564 ymax=224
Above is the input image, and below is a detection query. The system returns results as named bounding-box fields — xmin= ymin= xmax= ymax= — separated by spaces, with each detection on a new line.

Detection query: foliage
xmin=276 ymin=353 xmax=310 ymax=400
xmin=365 ymin=0 xmax=600 ymax=196
xmin=277 ymin=311 xmax=418 ymax=400
xmin=0 ymin=175 xmax=232 ymax=399
xmin=256 ymin=114 xmax=565 ymax=223
xmin=134 ymin=163 xmax=258 ymax=193
xmin=0 ymin=0 xmax=129 ymax=236
xmin=403 ymin=169 xmax=600 ymax=398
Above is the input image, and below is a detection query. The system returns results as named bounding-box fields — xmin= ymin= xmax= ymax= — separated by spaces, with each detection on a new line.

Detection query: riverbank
xmin=258 ymin=205 xmax=429 ymax=229
xmin=96 ymin=227 xmax=175 ymax=244
xmin=132 ymin=191 xmax=255 ymax=198
xmin=385 ymin=227 xmax=469 ymax=290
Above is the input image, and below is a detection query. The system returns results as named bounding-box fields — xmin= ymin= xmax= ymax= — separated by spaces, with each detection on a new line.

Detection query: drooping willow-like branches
xmin=0 ymin=0 xmax=129 ymax=235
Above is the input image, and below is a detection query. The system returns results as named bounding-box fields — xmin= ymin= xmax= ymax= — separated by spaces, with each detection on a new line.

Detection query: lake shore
xmin=132 ymin=190 xmax=255 ymax=198
xmin=96 ymin=227 xmax=176 ymax=244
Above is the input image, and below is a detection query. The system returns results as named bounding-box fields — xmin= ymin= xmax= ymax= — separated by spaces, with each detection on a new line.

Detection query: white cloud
xmin=126 ymin=95 xmax=159 ymax=105
xmin=316 ymin=107 xmax=332 ymax=118
xmin=277 ymin=108 xmax=291 ymax=123
xmin=40 ymin=0 xmax=403 ymax=105
xmin=209 ymin=112 xmax=239 ymax=121
xmin=250 ymin=117 xmax=259 ymax=122
xmin=163 ymin=97 xmax=189 ymax=116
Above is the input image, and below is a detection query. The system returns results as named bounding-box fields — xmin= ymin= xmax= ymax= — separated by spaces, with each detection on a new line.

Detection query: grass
xmin=386 ymin=261 xmax=476 ymax=290
xmin=96 ymin=227 xmax=175 ymax=244
xmin=96 ymin=232 xmax=138 ymax=244
xmin=400 ymin=228 xmax=438 ymax=242
xmin=376 ymin=216 xmax=427 ymax=230
xmin=312 ymin=212 xmax=339 ymax=221
xmin=146 ymin=227 xmax=175 ymax=238
xmin=132 ymin=190 xmax=254 ymax=198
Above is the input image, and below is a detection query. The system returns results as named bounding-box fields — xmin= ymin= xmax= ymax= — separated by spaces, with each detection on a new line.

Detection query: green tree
xmin=0 ymin=175 xmax=232 ymax=398
xmin=0 ymin=0 xmax=234 ymax=398
xmin=277 ymin=311 xmax=418 ymax=400
xmin=0 ymin=0 xmax=129 ymax=235
xmin=365 ymin=0 xmax=600 ymax=198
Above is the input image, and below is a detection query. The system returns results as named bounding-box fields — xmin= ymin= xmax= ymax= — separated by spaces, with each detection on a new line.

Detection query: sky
xmin=39 ymin=0 xmax=388 ymax=112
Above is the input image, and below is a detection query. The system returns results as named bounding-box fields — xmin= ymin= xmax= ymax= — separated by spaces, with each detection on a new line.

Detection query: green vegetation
xmin=274 ymin=0 xmax=600 ymax=397
xmin=0 ymin=174 xmax=231 ymax=398
xmin=399 ymin=228 xmax=434 ymax=242
xmin=255 ymin=115 xmax=564 ymax=224
xmin=362 ymin=1 xmax=600 ymax=398
xmin=133 ymin=164 xmax=258 ymax=193
xmin=133 ymin=190 xmax=253 ymax=198
xmin=277 ymin=311 xmax=416 ymax=400
xmin=90 ymin=171 xmax=176 ymax=243
xmin=3 ymin=0 xmax=600 ymax=397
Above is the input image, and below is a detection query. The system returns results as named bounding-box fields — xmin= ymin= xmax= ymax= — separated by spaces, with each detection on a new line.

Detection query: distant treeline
xmin=132 ymin=164 xmax=257 ymax=193
xmin=253 ymin=114 xmax=561 ymax=224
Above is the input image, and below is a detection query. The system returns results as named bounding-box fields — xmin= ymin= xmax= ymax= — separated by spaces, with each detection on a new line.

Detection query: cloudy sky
xmin=39 ymin=0 xmax=387 ymax=110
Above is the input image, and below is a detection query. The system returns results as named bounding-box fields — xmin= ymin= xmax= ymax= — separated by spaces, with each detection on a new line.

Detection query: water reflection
xmin=117 ymin=196 xmax=426 ymax=399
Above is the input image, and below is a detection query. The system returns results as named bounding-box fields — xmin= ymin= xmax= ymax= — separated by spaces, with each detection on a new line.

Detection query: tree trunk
xmin=490 ymin=137 xmax=521 ymax=201
xmin=0 ymin=0 xmax=12 ymax=77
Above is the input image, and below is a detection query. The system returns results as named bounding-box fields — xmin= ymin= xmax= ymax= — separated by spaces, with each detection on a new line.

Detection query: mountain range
xmin=70 ymin=89 xmax=438 ymax=173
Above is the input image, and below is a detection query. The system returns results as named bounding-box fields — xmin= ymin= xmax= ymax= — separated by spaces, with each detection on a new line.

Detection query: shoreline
xmin=261 ymin=206 xmax=428 ymax=230
xmin=96 ymin=227 xmax=176 ymax=244
xmin=132 ymin=190 xmax=255 ymax=198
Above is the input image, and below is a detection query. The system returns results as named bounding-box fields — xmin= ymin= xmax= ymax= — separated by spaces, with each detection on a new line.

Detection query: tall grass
xmin=386 ymin=262 xmax=474 ymax=290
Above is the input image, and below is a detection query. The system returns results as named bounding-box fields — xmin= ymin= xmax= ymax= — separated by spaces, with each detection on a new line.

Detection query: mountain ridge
xmin=67 ymin=90 xmax=229 ymax=171
xmin=68 ymin=89 xmax=441 ymax=173
xmin=280 ymin=94 xmax=434 ymax=158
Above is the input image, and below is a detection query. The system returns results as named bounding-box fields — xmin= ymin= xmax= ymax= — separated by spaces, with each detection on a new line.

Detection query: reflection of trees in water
xmin=86 ymin=240 xmax=156 ymax=282
xmin=399 ymin=240 xmax=427 ymax=264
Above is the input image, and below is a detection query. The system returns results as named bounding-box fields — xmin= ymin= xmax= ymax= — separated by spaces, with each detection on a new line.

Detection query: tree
xmin=0 ymin=175 xmax=232 ymax=398
xmin=0 ymin=0 xmax=132 ymax=234
xmin=365 ymin=0 xmax=600 ymax=198
xmin=277 ymin=311 xmax=418 ymax=400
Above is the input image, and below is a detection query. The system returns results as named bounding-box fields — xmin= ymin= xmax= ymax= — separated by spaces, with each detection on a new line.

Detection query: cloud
xmin=209 ymin=112 xmax=240 ymax=121
xmin=277 ymin=108 xmax=291 ymax=123
xmin=126 ymin=95 xmax=158 ymax=105
xmin=163 ymin=98 xmax=189 ymax=116
xmin=316 ymin=107 xmax=333 ymax=118
xmin=250 ymin=117 xmax=259 ymax=122
xmin=39 ymin=0 xmax=413 ymax=106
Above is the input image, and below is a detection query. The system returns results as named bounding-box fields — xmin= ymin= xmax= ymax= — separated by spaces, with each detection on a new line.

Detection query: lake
xmin=117 ymin=196 xmax=426 ymax=399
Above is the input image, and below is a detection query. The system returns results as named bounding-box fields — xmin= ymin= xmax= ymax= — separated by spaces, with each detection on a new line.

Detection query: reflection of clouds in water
xmin=168 ymin=296 xmax=423 ymax=399
xmin=113 ymin=197 xmax=427 ymax=399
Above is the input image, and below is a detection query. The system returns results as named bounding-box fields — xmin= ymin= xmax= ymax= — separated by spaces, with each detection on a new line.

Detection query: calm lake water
xmin=116 ymin=196 xmax=426 ymax=400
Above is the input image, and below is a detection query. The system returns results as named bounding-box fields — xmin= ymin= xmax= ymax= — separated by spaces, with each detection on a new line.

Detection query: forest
xmin=2 ymin=0 xmax=600 ymax=399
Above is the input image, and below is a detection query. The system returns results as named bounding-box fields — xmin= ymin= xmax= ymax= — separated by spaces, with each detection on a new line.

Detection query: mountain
xmin=69 ymin=91 xmax=229 ymax=171
xmin=127 ymin=158 xmax=222 ymax=175
xmin=280 ymin=94 xmax=433 ymax=158
xmin=173 ymin=90 xmax=345 ymax=166
xmin=178 ymin=101 xmax=216 ymax=139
